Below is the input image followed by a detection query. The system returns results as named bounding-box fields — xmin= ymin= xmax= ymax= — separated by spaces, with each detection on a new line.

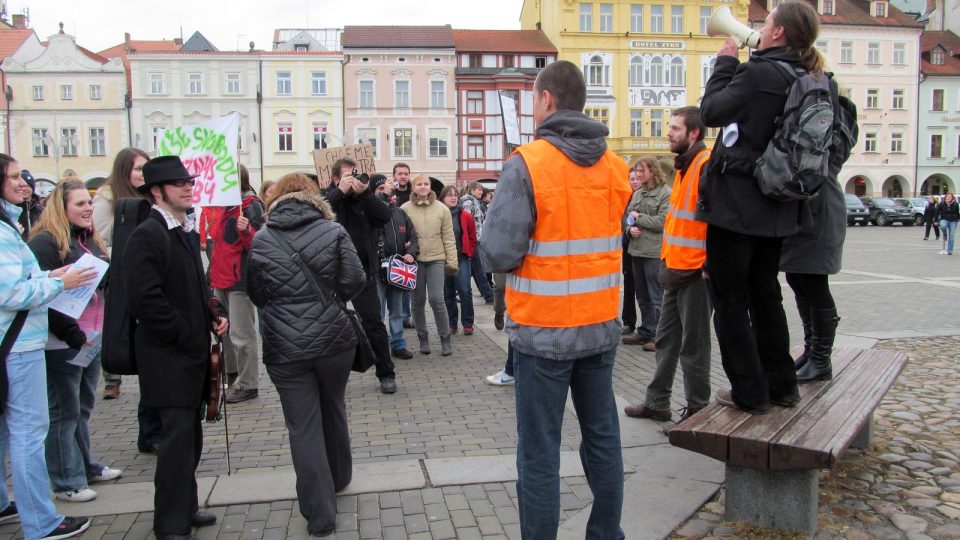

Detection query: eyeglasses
xmin=170 ymin=179 xmax=196 ymax=187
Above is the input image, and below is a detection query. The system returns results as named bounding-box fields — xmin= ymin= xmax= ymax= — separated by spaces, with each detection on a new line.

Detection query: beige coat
xmin=401 ymin=192 xmax=457 ymax=271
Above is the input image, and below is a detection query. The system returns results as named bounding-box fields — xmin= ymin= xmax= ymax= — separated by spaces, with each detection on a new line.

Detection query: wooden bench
xmin=668 ymin=347 xmax=908 ymax=535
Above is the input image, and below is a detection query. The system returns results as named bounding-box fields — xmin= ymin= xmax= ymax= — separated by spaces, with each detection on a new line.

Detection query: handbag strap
xmin=265 ymin=228 xmax=347 ymax=312
xmin=1 ymin=311 xmax=29 ymax=362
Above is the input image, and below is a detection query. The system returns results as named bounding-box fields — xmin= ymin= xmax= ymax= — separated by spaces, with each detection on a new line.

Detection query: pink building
xmin=343 ymin=26 xmax=457 ymax=183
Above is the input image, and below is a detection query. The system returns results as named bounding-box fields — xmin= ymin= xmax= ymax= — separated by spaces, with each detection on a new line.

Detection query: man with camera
xmin=324 ymin=159 xmax=397 ymax=394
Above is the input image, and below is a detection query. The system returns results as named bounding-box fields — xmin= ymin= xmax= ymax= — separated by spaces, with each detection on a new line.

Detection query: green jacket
xmin=625 ymin=183 xmax=671 ymax=259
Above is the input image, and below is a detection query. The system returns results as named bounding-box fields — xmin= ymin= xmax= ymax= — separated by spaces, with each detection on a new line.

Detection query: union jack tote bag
xmin=381 ymin=255 xmax=418 ymax=291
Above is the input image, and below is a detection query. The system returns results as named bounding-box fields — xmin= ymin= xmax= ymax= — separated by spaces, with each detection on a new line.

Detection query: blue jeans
xmin=0 ymin=350 xmax=65 ymax=540
xmin=470 ymin=246 xmax=495 ymax=302
xmin=444 ymin=259 xmax=475 ymax=329
xmin=513 ymin=348 xmax=624 ymax=540
xmin=941 ymin=219 xmax=958 ymax=254
xmin=632 ymin=256 xmax=664 ymax=341
xmin=402 ymin=290 xmax=412 ymax=321
xmin=45 ymin=348 xmax=105 ymax=492
xmin=503 ymin=343 xmax=515 ymax=376
xmin=376 ymin=278 xmax=408 ymax=351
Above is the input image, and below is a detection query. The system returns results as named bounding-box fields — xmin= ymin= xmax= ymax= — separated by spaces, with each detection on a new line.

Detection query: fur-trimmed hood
xmin=410 ymin=191 xmax=437 ymax=206
xmin=266 ymin=190 xmax=337 ymax=230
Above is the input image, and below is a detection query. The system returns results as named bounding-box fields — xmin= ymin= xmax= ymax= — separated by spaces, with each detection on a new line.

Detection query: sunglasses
xmin=169 ymin=179 xmax=196 ymax=187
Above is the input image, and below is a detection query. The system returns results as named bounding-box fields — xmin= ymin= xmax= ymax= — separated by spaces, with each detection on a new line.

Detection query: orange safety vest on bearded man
xmin=506 ymin=139 xmax=631 ymax=328
xmin=661 ymin=148 xmax=711 ymax=270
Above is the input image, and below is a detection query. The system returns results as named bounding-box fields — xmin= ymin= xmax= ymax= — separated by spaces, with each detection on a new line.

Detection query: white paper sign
xmin=68 ymin=332 xmax=101 ymax=368
xmin=157 ymin=112 xmax=242 ymax=207
xmin=48 ymin=253 xmax=109 ymax=319
xmin=499 ymin=92 xmax=522 ymax=147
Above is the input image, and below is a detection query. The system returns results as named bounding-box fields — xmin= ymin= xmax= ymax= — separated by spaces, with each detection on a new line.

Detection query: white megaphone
xmin=706 ymin=6 xmax=760 ymax=49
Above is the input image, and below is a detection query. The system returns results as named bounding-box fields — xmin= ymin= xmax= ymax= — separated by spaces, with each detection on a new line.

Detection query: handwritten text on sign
xmin=313 ymin=144 xmax=376 ymax=189
xmin=158 ymin=113 xmax=241 ymax=207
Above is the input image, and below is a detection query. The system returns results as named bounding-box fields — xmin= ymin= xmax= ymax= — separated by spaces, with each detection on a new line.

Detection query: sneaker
xmin=102 ymin=384 xmax=120 ymax=400
xmin=54 ymin=488 xmax=97 ymax=502
xmin=485 ymin=369 xmax=515 ymax=386
xmin=224 ymin=388 xmax=258 ymax=403
xmin=449 ymin=326 xmax=458 ymax=335
xmin=0 ymin=502 xmax=19 ymax=524
xmin=42 ymin=516 xmax=90 ymax=539
xmin=379 ymin=377 xmax=397 ymax=394
xmin=403 ymin=318 xmax=415 ymax=329
xmin=715 ymin=389 xmax=771 ymax=416
xmin=90 ymin=466 xmax=122 ymax=483
xmin=463 ymin=326 xmax=474 ymax=336
xmin=494 ymin=311 xmax=505 ymax=331
xmin=623 ymin=404 xmax=671 ymax=421
xmin=391 ymin=348 xmax=413 ymax=360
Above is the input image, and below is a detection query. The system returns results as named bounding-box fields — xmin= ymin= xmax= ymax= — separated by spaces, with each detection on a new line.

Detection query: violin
xmin=206 ymin=298 xmax=224 ymax=423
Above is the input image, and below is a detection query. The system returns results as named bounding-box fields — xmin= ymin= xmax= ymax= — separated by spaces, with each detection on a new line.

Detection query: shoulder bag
xmin=0 ymin=310 xmax=28 ymax=413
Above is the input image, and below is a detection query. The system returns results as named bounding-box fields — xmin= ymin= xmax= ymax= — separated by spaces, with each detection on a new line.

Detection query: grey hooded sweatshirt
xmin=481 ymin=110 xmax=623 ymax=361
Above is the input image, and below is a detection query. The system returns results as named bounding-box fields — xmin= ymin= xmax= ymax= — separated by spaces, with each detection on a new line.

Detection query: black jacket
xmin=938 ymin=199 xmax=959 ymax=222
xmin=28 ymin=228 xmax=109 ymax=348
xmin=924 ymin=202 xmax=939 ymax=224
xmin=379 ymin=202 xmax=419 ymax=259
xmin=247 ymin=192 xmax=366 ymax=365
xmin=323 ymin=184 xmax=391 ymax=277
xmin=18 ymin=197 xmax=42 ymax=239
xmin=123 ymin=211 xmax=215 ymax=408
xmin=698 ymin=47 xmax=803 ymax=238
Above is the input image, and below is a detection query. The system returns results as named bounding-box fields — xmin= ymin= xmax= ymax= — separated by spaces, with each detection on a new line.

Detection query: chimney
xmin=11 ymin=14 xmax=26 ymax=29
xmin=174 ymin=37 xmax=183 ymax=46
xmin=125 ymin=32 xmax=131 ymax=45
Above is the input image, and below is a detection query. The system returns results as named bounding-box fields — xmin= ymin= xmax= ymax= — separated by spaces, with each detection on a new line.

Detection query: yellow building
xmin=520 ymin=0 xmax=746 ymax=161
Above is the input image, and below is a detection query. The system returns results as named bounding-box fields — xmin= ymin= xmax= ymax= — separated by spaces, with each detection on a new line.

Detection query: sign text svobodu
xmin=158 ymin=113 xmax=241 ymax=207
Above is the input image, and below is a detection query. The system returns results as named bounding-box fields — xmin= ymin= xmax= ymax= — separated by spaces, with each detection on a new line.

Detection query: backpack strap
xmin=754 ymin=56 xmax=801 ymax=94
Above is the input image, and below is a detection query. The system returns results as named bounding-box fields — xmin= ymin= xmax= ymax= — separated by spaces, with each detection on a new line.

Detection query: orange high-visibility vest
xmin=507 ymin=139 xmax=631 ymax=328
xmin=661 ymin=149 xmax=711 ymax=270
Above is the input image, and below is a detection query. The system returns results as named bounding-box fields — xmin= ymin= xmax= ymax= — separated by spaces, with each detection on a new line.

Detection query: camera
xmin=356 ymin=173 xmax=369 ymax=184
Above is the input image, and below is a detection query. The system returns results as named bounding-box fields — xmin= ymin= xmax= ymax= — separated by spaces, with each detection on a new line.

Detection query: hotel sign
xmin=630 ymin=40 xmax=685 ymax=50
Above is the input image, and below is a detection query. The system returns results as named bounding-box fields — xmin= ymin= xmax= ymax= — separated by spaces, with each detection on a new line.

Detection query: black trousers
xmin=785 ymin=273 xmax=835 ymax=311
xmin=352 ymin=278 xmax=395 ymax=380
xmin=621 ymin=250 xmax=637 ymax=328
xmin=925 ymin=220 xmax=940 ymax=239
xmin=266 ymin=348 xmax=353 ymax=535
xmin=137 ymin=401 xmax=162 ymax=451
xmin=705 ymin=225 xmax=797 ymax=410
xmin=154 ymin=407 xmax=202 ymax=535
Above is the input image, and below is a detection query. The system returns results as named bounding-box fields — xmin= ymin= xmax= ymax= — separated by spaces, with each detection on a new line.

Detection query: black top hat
xmin=138 ymin=155 xmax=198 ymax=193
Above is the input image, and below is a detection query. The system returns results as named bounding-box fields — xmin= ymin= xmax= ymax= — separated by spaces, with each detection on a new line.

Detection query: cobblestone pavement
xmin=0 ymin=225 xmax=957 ymax=539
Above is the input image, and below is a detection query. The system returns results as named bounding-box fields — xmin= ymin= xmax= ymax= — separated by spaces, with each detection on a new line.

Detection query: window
xmin=395 ymin=80 xmax=410 ymax=108
xmin=393 ymin=127 xmax=413 ymax=157
xmin=89 ymin=128 xmax=105 ymax=156
xmin=150 ymin=126 xmax=163 ymax=151
xmin=867 ymin=42 xmax=880 ymax=64
xmin=89 ymin=85 xmax=101 ymax=100
xmin=295 ymin=44 xmax=308 ymax=51
xmin=32 ymin=128 xmax=49 ymax=157
xmin=840 ymin=42 xmax=853 ymax=63
xmin=61 ymin=85 xmax=73 ymax=101
xmin=930 ymin=134 xmax=942 ymax=158
xmin=149 ymin=72 xmax=165 ymax=94
xmin=669 ymin=57 xmax=684 ymax=86
xmin=650 ymin=110 xmax=663 ymax=137
xmin=277 ymin=123 xmax=293 ymax=152
xmin=864 ymin=132 xmax=877 ymax=153
xmin=359 ymin=80 xmax=374 ymax=108
xmin=631 ymin=5 xmax=643 ymax=33
xmin=430 ymin=81 xmax=445 ymax=109
xmin=650 ymin=57 xmax=663 ymax=86
xmin=933 ymin=89 xmax=945 ymax=111
xmin=580 ymin=3 xmax=593 ymax=31
xmin=651 ymin=5 xmax=664 ymax=33
xmin=893 ymin=43 xmax=905 ymax=65
xmin=226 ymin=73 xmax=241 ymax=94
xmin=276 ymin=71 xmax=292 ymax=95
xmin=585 ymin=107 xmax=609 ymax=127
xmin=469 ymin=54 xmax=482 ymax=67
xmin=32 ymin=85 xmax=43 ymax=101
xmin=357 ymin=128 xmax=378 ymax=157
xmin=585 ymin=55 xmax=611 ymax=87
xmin=892 ymin=89 xmax=904 ymax=109
xmin=702 ymin=57 xmax=716 ymax=86
xmin=312 ymin=124 xmax=327 ymax=150
xmin=816 ymin=39 xmax=828 ymax=55
xmin=890 ymin=132 xmax=903 ymax=153
xmin=428 ymin=128 xmax=448 ymax=157
xmin=874 ymin=1 xmax=886 ymax=16
xmin=466 ymin=90 xmax=483 ymax=114
xmin=467 ymin=135 xmax=484 ymax=159
xmin=866 ymin=88 xmax=879 ymax=109
xmin=311 ymin=71 xmax=327 ymax=95
xmin=535 ymin=56 xmax=547 ymax=68
xmin=629 ymin=57 xmax=643 ymax=86
xmin=630 ymin=110 xmax=643 ymax=137
xmin=187 ymin=73 xmax=203 ymax=94
xmin=600 ymin=4 xmax=613 ymax=32
xmin=503 ymin=55 xmax=514 ymax=68
xmin=60 ymin=128 xmax=77 ymax=156
xmin=700 ymin=7 xmax=711 ymax=35
xmin=931 ymin=49 xmax=945 ymax=65
xmin=822 ymin=0 xmax=834 ymax=14
xmin=671 ymin=6 xmax=683 ymax=34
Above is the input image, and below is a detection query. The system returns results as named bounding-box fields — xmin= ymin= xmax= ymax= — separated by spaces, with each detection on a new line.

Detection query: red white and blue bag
xmin=381 ymin=255 xmax=417 ymax=291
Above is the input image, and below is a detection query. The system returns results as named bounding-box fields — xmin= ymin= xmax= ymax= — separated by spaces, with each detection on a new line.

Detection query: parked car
xmin=845 ymin=194 xmax=869 ymax=226
xmin=893 ymin=198 xmax=927 ymax=226
xmin=860 ymin=197 xmax=914 ymax=226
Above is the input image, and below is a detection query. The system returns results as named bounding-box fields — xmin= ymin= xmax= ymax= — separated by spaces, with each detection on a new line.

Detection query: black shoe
xmin=770 ymin=389 xmax=801 ymax=408
xmin=42 ymin=516 xmax=90 ymax=539
xmin=391 ymin=348 xmax=413 ymax=360
xmin=677 ymin=406 xmax=704 ymax=423
xmin=0 ymin=502 xmax=18 ymax=524
xmin=225 ymin=388 xmax=258 ymax=403
xmin=191 ymin=511 xmax=216 ymax=527
xmin=155 ymin=534 xmax=197 ymax=540
xmin=716 ymin=389 xmax=771 ymax=415
xmin=621 ymin=325 xmax=636 ymax=336
xmin=379 ymin=377 xmax=397 ymax=394
xmin=494 ymin=311 xmax=505 ymax=331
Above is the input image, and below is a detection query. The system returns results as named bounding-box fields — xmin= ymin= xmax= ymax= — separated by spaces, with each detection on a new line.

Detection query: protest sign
xmin=158 ymin=113 xmax=241 ymax=207
xmin=49 ymin=253 xmax=109 ymax=319
xmin=499 ymin=92 xmax=522 ymax=147
xmin=312 ymin=144 xmax=376 ymax=189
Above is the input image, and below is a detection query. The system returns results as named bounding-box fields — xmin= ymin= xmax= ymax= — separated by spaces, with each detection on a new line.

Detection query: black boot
xmin=793 ymin=297 xmax=813 ymax=370
xmin=796 ymin=307 xmax=839 ymax=383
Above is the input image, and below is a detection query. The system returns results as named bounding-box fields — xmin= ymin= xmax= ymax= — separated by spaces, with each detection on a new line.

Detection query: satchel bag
xmin=266 ymin=228 xmax=376 ymax=373
xmin=380 ymin=254 xmax=418 ymax=291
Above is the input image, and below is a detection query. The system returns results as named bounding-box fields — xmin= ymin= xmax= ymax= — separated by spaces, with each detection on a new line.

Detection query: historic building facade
xmin=917 ymin=30 xmax=960 ymax=196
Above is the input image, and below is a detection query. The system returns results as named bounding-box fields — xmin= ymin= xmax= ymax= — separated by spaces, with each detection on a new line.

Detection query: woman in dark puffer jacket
xmin=246 ymin=173 xmax=366 ymax=537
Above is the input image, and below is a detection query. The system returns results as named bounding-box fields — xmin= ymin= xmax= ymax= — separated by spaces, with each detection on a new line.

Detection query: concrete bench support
xmin=724 ymin=464 xmax=818 ymax=535
xmin=850 ymin=414 xmax=872 ymax=450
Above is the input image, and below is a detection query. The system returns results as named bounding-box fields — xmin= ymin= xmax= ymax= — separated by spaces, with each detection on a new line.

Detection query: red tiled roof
xmin=748 ymin=0 xmax=921 ymax=28
xmin=0 ymin=29 xmax=36 ymax=60
xmin=78 ymin=45 xmax=109 ymax=64
xmin=98 ymin=39 xmax=182 ymax=59
xmin=920 ymin=30 xmax=960 ymax=75
xmin=342 ymin=25 xmax=455 ymax=49
xmin=453 ymin=30 xmax=556 ymax=54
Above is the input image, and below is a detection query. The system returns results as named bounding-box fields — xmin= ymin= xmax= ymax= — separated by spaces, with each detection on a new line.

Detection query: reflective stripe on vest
xmin=507 ymin=139 xmax=631 ymax=328
xmin=661 ymin=149 xmax=711 ymax=270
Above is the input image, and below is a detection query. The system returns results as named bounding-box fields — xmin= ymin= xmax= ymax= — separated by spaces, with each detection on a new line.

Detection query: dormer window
xmin=872 ymin=1 xmax=887 ymax=17
xmin=295 ymin=44 xmax=308 ymax=51
xmin=932 ymin=49 xmax=945 ymax=65
xmin=820 ymin=0 xmax=834 ymax=15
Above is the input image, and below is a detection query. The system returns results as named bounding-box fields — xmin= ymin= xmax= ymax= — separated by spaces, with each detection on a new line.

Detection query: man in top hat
xmin=121 ymin=155 xmax=227 ymax=540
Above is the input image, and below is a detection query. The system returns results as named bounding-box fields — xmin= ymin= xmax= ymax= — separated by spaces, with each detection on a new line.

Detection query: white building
xmin=917 ymin=29 xmax=960 ymax=195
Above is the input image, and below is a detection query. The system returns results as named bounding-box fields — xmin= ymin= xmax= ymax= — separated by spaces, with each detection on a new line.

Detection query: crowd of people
xmin=0 ymin=1 xmax=955 ymax=538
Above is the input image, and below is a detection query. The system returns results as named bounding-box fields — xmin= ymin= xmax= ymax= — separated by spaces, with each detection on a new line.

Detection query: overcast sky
xmin=13 ymin=0 xmax=525 ymax=53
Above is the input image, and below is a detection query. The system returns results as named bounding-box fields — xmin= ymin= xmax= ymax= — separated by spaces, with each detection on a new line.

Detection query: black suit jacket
xmin=123 ymin=210 xmax=213 ymax=408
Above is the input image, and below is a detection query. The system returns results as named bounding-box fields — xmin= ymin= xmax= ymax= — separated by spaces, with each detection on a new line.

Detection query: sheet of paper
xmin=68 ymin=331 xmax=101 ymax=368
xmin=48 ymin=253 xmax=109 ymax=319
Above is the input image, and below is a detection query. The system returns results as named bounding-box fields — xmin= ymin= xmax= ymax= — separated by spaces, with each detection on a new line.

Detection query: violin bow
xmin=208 ymin=298 xmax=233 ymax=475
